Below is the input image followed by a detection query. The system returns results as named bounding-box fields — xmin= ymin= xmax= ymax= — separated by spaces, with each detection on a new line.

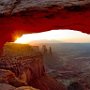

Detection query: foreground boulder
xmin=0 ymin=69 xmax=27 ymax=87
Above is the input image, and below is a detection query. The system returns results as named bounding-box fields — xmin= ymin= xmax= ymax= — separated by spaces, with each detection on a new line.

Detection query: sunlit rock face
xmin=0 ymin=42 xmax=66 ymax=90
xmin=3 ymin=42 xmax=40 ymax=57
xmin=0 ymin=43 xmax=45 ymax=83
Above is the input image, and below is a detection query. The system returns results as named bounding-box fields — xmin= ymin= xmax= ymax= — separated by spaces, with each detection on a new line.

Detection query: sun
xmin=15 ymin=36 xmax=30 ymax=44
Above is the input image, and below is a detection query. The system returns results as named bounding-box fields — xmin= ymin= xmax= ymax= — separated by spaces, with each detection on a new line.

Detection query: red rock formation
xmin=0 ymin=56 xmax=66 ymax=90
xmin=0 ymin=69 xmax=27 ymax=87
xmin=0 ymin=1 xmax=90 ymax=47
xmin=0 ymin=43 xmax=66 ymax=90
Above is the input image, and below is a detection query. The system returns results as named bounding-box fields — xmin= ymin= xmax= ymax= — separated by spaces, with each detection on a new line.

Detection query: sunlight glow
xmin=14 ymin=29 xmax=90 ymax=44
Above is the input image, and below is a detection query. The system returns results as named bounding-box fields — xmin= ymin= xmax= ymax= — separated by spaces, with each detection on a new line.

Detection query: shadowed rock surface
xmin=68 ymin=82 xmax=84 ymax=90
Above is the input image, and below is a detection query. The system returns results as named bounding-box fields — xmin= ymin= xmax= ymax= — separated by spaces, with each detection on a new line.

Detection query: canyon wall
xmin=0 ymin=42 xmax=66 ymax=90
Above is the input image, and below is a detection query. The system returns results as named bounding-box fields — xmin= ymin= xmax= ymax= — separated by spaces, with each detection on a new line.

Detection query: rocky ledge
xmin=0 ymin=42 xmax=66 ymax=90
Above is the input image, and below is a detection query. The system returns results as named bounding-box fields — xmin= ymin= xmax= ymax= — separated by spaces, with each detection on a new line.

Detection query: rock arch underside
xmin=0 ymin=0 xmax=90 ymax=90
xmin=0 ymin=0 xmax=90 ymax=47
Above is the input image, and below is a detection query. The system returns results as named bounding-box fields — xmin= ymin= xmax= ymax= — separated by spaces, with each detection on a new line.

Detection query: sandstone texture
xmin=0 ymin=42 xmax=66 ymax=90
xmin=0 ymin=0 xmax=90 ymax=15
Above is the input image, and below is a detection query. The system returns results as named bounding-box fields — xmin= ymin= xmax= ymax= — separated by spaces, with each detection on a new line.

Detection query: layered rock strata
xmin=0 ymin=42 xmax=66 ymax=90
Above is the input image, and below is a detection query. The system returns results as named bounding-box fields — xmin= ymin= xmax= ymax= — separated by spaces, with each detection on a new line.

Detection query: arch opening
xmin=14 ymin=29 xmax=90 ymax=45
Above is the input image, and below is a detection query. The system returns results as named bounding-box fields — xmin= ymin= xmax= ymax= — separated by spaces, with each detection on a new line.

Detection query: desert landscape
xmin=42 ymin=43 xmax=90 ymax=89
xmin=0 ymin=0 xmax=90 ymax=90
xmin=0 ymin=42 xmax=90 ymax=90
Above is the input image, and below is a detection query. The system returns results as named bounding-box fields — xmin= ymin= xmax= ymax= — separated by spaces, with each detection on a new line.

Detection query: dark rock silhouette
xmin=49 ymin=46 xmax=52 ymax=55
xmin=42 ymin=45 xmax=48 ymax=54
xmin=41 ymin=45 xmax=53 ymax=55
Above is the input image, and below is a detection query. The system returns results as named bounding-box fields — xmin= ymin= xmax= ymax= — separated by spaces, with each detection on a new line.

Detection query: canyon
xmin=0 ymin=42 xmax=66 ymax=90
